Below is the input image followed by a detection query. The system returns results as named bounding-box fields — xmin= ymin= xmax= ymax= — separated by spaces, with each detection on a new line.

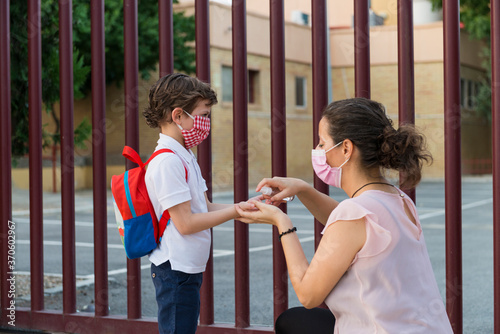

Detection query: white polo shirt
xmin=145 ymin=133 xmax=210 ymax=274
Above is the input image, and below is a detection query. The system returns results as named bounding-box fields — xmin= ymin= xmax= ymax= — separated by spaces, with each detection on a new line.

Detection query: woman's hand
xmin=235 ymin=200 xmax=290 ymax=228
xmin=236 ymin=194 xmax=264 ymax=213
xmin=256 ymin=177 xmax=308 ymax=206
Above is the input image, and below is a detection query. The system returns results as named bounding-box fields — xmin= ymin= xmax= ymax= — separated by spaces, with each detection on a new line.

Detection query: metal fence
xmin=0 ymin=0 xmax=499 ymax=333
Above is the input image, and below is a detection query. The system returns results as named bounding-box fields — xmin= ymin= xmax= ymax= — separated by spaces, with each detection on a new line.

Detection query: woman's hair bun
xmin=378 ymin=124 xmax=433 ymax=187
xmin=322 ymin=98 xmax=432 ymax=188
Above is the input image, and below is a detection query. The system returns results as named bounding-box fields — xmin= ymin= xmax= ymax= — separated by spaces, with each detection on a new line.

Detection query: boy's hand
xmin=235 ymin=200 xmax=288 ymax=227
xmin=235 ymin=194 xmax=264 ymax=213
xmin=237 ymin=201 xmax=257 ymax=212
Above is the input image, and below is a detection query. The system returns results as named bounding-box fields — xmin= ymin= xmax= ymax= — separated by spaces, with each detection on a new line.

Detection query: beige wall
xmin=12 ymin=166 xmax=93 ymax=192
xmin=245 ymin=0 xmax=353 ymax=28
xmin=179 ymin=0 xmax=353 ymax=28
xmin=181 ymin=0 xmax=440 ymax=28
xmin=330 ymin=22 xmax=445 ymax=67
xmin=331 ymin=62 xmax=447 ymax=179
xmin=209 ymin=47 xmax=315 ymax=191
xmin=208 ymin=2 xmax=312 ymax=65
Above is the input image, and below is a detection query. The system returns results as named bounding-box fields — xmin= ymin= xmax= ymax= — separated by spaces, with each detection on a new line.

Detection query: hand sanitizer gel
xmin=260 ymin=186 xmax=294 ymax=202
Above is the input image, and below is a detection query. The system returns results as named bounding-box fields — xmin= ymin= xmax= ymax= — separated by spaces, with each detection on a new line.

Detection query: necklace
xmin=351 ymin=181 xmax=395 ymax=198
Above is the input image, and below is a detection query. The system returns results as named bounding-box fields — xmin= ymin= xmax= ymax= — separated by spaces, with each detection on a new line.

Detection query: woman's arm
xmin=278 ymin=216 xmax=365 ymax=308
xmin=257 ymin=177 xmax=339 ymax=225
xmin=235 ymin=200 xmax=366 ymax=309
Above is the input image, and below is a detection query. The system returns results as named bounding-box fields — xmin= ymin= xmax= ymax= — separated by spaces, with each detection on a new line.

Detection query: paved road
xmin=10 ymin=176 xmax=495 ymax=333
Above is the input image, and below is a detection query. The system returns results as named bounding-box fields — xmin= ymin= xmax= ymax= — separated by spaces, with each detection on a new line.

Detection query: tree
xmin=10 ymin=1 xmax=91 ymax=159
xmin=430 ymin=0 xmax=492 ymax=121
xmin=11 ymin=0 xmax=195 ymax=159
xmin=73 ymin=0 xmax=196 ymax=92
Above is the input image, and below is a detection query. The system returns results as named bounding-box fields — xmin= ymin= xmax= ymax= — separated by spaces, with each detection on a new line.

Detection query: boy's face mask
xmin=177 ymin=110 xmax=211 ymax=149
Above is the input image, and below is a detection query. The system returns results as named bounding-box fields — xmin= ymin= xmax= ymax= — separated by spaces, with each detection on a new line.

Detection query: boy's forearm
xmin=207 ymin=202 xmax=235 ymax=212
xmin=184 ymin=205 xmax=237 ymax=234
xmin=170 ymin=200 xmax=240 ymax=235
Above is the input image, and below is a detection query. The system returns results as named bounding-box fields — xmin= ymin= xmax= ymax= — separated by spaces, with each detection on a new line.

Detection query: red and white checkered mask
xmin=177 ymin=110 xmax=211 ymax=149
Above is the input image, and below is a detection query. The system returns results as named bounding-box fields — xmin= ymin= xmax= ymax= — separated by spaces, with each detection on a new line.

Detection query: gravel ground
xmin=15 ymin=274 xmax=62 ymax=299
xmin=15 ymin=274 xmax=96 ymax=312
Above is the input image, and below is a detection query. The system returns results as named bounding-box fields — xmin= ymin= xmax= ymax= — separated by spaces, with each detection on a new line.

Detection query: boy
xmin=143 ymin=73 xmax=252 ymax=333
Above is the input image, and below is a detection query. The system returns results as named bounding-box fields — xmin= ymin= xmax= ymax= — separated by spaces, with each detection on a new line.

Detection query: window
xmin=291 ymin=10 xmax=310 ymax=26
xmin=221 ymin=66 xmax=260 ymax=104
xmin=295 ymin=76 xmax=307 ymax=108
xmin=460 ymin=78 xmax=466 ymax=107
xmin=222 ymin=65 xmax=233 ymax=102
xmin=460 ymin=78 xmax=481 ymax=109
xmin=248 ymin=70 xmax=260 ymax=104
xmin=467 ymin=80 xmax=474 ymax=109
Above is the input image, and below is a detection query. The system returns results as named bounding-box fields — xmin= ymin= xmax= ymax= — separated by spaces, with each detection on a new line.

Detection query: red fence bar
xmin=15 ymin=311 xmax=158 ymax=333
xmin=123 ymin=0 xmax=142 ymax=319
xmin=353 ymin=0 xmax=370 ymax=99
xmin=158 ymin=0 xmax=174 ymax=77
xmin=91 ymin=0 xmax=109 ymax=317
xmin=196 ymin=0 xmax=213 ymax=203
xmin=311 ymin=0 xmax=329 ymax=249
xmin=443 ymin=0 xmax=463 ymax=332
xmin=28 ymin=0 xmax=44 ymax=312
xmin=232 ymin=0 xmax=250 ymax=328
xmin=269 ymin=0 xmax=288 ymax=322
xmin=196 ymin=0 xmax=215 ymax=326
xmin=396 ymin=0 xmax=416 ymax=201
xmin=195 ymin=0 xmax=212 ymax=88
xmin=492 ymin=0 xmax=500 ymax=332
xmin=0 ymin=0 xmax=13 ymax=324
xmin=59 ymin=0 xmax=77 ymax=314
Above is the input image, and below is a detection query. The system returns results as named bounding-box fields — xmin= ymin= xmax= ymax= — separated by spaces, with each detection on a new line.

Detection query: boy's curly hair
xmin=143 ymin=73 xmax=218 ymax=128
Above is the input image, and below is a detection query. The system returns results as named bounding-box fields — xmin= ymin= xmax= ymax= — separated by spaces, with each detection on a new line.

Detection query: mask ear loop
xmin=173 ymin=108 xmax=187 ymax=130
xmin=333 ymin=140 xmax=350 ymax=168
xmin=325 ymin=140 xmax=344 ymax=154
xmin=338 ymin=157 xmax=350 ymax=168
xmin=172 ymin=108 xmax=184 ymax=124
xmin=182 ymin=109 xmax=195 ymax=120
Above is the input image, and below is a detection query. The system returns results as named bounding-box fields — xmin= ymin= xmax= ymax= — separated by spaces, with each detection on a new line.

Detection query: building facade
xmin=12 ymin=0 xmax=490 ymax=192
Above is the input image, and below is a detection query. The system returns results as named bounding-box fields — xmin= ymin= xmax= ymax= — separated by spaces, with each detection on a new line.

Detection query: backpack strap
xmin=145 ymin=148 xmax=174 ymax=165
xmin=122 ymin=146 xmax=145 ymax=168
xmin=147 ymin=148 xmax=189 ymax=240
xmin=145 ymin=148 xmax=188 ymax=181
xmin=122 ymin=146 xmax=188 ymax=181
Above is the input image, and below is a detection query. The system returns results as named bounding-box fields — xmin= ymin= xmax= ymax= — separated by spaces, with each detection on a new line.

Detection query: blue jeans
xmin=151 ymin=261 xmax=203 ymax=334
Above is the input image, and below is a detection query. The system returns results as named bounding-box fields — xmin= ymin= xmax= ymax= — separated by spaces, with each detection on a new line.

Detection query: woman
xmin=236 ymin=98 xmax=453 ymax=333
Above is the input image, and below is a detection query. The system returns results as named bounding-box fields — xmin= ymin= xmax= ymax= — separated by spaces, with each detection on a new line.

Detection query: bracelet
xmin=279 ymin=227 xmax=297 ymax=241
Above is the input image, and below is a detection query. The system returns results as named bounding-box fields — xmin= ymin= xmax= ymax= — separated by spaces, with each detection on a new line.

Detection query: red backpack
xmin=111 ymin=146 xmax=187 ymax=259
